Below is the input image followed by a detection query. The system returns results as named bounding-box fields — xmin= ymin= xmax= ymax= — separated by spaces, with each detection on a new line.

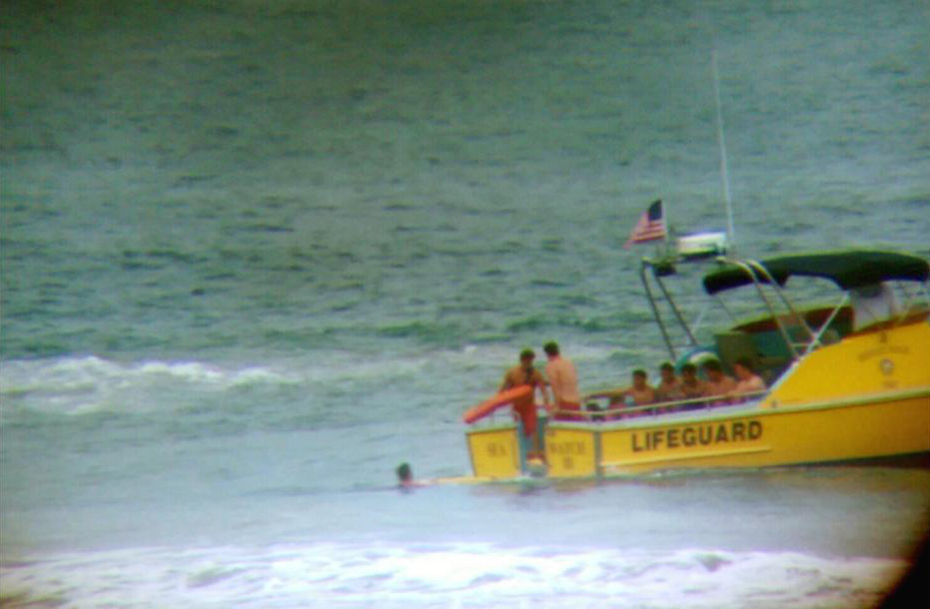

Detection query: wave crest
xmin=0 ymin=543 xmax=908 ymax=608
xmin=0 ymin=356 xmax=297 ymax=418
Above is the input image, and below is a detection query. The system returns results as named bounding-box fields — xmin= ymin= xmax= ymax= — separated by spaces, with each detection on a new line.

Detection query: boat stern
xmin=466 ymin=425 xmax=523 ymax=479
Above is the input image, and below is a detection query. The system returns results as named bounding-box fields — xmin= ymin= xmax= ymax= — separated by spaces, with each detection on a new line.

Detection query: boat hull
xmin=546 ymin=390 xmax=929 ymax=478
xmin=466 ymin=390 xmax=929 ymax=479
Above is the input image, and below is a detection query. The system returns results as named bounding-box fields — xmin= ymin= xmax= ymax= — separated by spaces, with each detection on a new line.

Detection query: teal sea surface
xmin=2 ymin=1 xmax=929 ymax=607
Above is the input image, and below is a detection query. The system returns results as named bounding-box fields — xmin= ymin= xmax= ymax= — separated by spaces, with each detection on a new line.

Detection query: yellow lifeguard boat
xmin=464 ymin=250 xmax=930 ymax=480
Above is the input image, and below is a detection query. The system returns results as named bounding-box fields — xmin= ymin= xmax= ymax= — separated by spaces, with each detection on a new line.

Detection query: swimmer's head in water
xmin=396 ymin=462 xmax=413 ymax=483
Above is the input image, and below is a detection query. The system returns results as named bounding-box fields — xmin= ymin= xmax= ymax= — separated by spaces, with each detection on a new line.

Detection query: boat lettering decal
xmin=550 ymin=440 xmax=587 ymax=471
xmin=631 ymin=420 xmax=763 ymax=453
xmin=857 ymin=345 xmax=910 ymax=362
xmin=486 ymin=442 xmax=509 ymax=458
xmin=549 ymin=441 xmax=587 ymax=455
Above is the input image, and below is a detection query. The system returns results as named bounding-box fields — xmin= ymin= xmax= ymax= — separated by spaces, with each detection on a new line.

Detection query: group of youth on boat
xmin=499 ymin=343 xmax=766 ymax=440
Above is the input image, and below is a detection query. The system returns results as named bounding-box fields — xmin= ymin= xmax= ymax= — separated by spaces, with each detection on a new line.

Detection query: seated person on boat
xmin=728 ymin=356 xmax=766 ymax=402
xmin=701 ymin=359 xmax=738 ymax=404
xmin=655 ymin=362 xmax=686 ymax=403
xmin=679 ymin=363 xmax=710 ymax=407
xmin=585 ymin=369 xmax=657 ymax=418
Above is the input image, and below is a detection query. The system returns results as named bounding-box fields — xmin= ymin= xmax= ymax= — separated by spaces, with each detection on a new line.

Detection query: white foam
xmin=0 ymin=543 xmax=908 ymax=609
xmin=0 ymin=337 xmax=729 ymax=424
xmin=0 ymin=356 xmax=300 ymax=417
xmin=0 ymin=343 xmax=639 ymax=419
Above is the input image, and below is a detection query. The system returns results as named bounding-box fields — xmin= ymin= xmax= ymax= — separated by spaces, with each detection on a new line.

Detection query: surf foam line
xmin=0 ymin=543 xmax=907 ymax=609
xmin=0 ymin=355 xmax=295 ymax=392
xmin=0 ymin=342 xmax=633 ymax=418
xmin=0 ymin=355 xmax=302 ymax=417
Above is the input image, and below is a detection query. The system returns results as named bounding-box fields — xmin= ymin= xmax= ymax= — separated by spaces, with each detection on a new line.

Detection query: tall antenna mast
xmin=712 ymin=50 xmax=736 ymax=251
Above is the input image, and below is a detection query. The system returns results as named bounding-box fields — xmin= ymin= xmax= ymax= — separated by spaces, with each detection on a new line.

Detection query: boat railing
xmin=800 ymin=293 xmax=848 ymax=357
xmin=472 ymin=390 xmax=768 ymax=428
xmin=550 ymin=390 xmax=769 ymax=422
xmin=720 ymin=257 xmax=816 ymax=360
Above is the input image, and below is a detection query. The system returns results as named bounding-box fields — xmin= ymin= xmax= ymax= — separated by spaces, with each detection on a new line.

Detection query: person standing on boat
xmin=543 ymin=341 xmax=582 ymax=421
xmin=500 ymin=349 xmax=549 ymax=439
xmin=729 ymin=357 xmax=766 ymax=401
xmin=702 ymin=359 xmax=737 ymax=405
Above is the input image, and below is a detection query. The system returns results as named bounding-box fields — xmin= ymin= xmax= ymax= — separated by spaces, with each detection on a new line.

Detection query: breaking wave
xmin=0 ymin=355 xmax=300 ymax=418
xmin=0 ymin=342 xmax=638 ymax=421
xmin=0 ymin=543 xmax=907 ymax=609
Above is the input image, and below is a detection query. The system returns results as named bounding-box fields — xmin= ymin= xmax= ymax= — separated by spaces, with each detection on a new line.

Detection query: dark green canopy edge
xmin=702 ymin=250 xmax=930 ymax=295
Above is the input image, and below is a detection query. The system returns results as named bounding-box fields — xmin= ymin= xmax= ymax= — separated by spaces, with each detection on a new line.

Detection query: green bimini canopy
xmin=702 ymin=250 xmax=930 ymax=295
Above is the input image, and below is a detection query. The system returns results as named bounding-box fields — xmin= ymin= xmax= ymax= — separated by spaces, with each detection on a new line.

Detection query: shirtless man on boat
xmin=679 ymin=363 xmax=710 ymax=405
xmin=543 ymin=341 xmax=582 ymax=421
xmin=500 ymin=348 xmax=550 ymax=441
xmin=622 ymin=369 xmax=658 ymax=406
xmin=728 ymin=357 xmax=766 ymax=401
xmin=585 ymin=369 xmax=657 ymax=418
xmin=655 ymin=362 xmax=685 ymax=403
xmin=702 ymin=359 xmax=738 ymax=404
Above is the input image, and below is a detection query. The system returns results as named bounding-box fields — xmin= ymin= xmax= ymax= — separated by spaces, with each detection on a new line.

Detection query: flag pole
xmin=712 ymin=50 xmax=735 ymax=252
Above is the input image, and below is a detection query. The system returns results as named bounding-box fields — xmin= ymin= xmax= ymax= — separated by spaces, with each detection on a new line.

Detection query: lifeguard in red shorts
xmin=499 ymin=349 xmax=549 ymax=439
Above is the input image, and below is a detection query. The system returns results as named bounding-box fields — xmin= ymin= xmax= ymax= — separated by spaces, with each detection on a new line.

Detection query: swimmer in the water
xmin=395 ymin=462 xmax=427 ymax=488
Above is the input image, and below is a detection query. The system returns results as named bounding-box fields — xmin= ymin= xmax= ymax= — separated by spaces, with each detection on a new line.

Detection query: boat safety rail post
xmin=718 ymin=257 xmax=799 ymax=360
xmin=652 ymin=263 xmax=699 ymax=350
xmin=802 ymin=292 xmax=848 ymax=357
xmin=744 ymin=258 xmax=817 ymax=349
xmin=640 ymin=260 xmax=678 ymax=362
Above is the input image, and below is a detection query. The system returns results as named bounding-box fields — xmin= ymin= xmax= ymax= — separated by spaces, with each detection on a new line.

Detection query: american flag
xmin=623 ymin=199 xmax=666 ymax=248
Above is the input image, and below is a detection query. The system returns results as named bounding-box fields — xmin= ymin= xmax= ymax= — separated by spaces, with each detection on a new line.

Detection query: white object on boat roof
xmin=676 ymin=232 xmax=729 ymax=259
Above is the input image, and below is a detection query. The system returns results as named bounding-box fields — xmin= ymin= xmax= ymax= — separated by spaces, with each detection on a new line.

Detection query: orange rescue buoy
xmin=462 ymin=385 xmax=533 ymax=424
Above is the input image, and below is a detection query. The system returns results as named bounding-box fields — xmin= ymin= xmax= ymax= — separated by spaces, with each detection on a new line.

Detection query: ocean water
xmin=1 ymin=0 xmax=929 ymax=607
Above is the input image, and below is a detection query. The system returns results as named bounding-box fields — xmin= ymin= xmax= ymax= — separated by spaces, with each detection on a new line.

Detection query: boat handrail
xmin=744 ymin=258 xmax=817 ymax=344
xmin=639 ymin=262 xmax=677 ymax=360
xmin=719 ymin=257 xmax=800 ymax=360
xmin=639 ymin=259 xmax=701 ymax=361
xmin=801 ymin=292 xmax=849 ymax=357
xmin=551 ymin=390 xmax=769 ymax=421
